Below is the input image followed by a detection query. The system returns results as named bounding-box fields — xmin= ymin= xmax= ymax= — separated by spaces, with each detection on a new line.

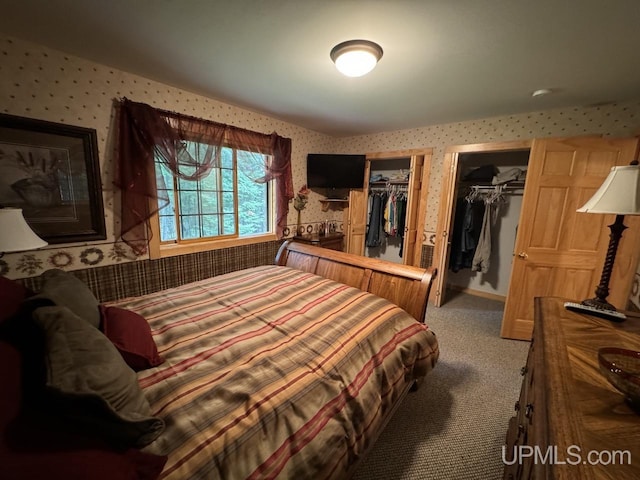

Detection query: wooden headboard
xmin=275 ymin=241 xmax=437 ymax=323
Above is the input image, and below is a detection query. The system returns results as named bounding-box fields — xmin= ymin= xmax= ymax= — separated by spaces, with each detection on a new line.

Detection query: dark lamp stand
xmin=581 ymin=214 xmax=627 ymax=311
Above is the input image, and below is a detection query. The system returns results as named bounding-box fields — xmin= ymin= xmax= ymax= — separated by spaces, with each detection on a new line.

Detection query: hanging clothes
xmin=472 ymin=185 xmax=505 ymax=273
xmin=449 ymin=198 xmax=485 ymax=272
xmin=366 ymin=192 xmax=387 ymax=247
xmin=383 ymin=194 xmax=391 ymax=235
xmin=396 ymin=194 xmax=407 ymax=257
xmin=471 ymin=202 xmax=493 ymax=273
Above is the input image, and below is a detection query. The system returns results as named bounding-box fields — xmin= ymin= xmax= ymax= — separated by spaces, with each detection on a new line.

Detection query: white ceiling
xmin=1 ymin=0 xmax=639 ymax=137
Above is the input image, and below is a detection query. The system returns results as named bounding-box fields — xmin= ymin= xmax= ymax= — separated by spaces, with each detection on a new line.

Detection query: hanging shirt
xmin=449 ymin=199 xmax=485 ymax=272
xmin=471 ymin=201 xmax=493 ymax=273
xmin=397 ymin=194 xmax=407 ymax=257
xmin=366 ymin=192 xmax=386 ymax=247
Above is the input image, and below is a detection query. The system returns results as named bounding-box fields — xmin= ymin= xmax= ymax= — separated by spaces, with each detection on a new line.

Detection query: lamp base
xmin=581 ymin=297 xmax=616 ymax=311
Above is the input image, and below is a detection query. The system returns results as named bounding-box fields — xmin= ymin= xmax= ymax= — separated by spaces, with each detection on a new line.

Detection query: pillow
xmin=100 ymin=305 xmax=164 ymax=371
xmin=0 ymin=276 xmax=30 ymax=325
xmin=32 ymin=305 xmax=165 ymax=448
xmin=29 ymin=269 xmax=101 ymax=329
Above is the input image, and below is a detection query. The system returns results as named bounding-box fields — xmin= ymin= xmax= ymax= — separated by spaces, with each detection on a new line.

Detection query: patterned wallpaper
xmin=332 ymin=102 xmax=640 ymax=237
xmin=1 ymin=33 xmax=640 ymax=295
xmin=0 ymin=34 xmax=333 ymax=278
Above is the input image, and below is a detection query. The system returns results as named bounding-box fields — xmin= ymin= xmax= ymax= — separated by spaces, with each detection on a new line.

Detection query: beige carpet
xmin=352 ymin=291 xmax=529 ymax=480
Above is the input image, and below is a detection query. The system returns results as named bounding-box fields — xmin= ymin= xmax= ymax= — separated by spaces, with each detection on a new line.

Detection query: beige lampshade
xmin=0 ymin=208 xmax=48 ymax=253
xmin=577 ymin=165 xmax=640 ymax=215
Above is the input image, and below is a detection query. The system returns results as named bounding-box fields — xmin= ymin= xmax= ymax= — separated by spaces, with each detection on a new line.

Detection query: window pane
xmin=222 ymin=192 xmax=235 ymax=213
xmin=202 ymin=215 xmax=219 ymax=237
xmin=221 ymin=147 xmax=233 ymax=169
xmin=222 ymin=214 xmax=235 ymax=235
xmin=159 ymin=215 xmax=177 ymax=241
xmin=155 ymin=161 xmax=173 ymax=188
xmin=221 ymin=169 xmax=234 ymax=191
xmin=200 ymin=191 xmax=218 ymax=214
xmin=200 ymin=170 xmax=218 ymax=190
xmin=178 ymin=176 xmax=197 ymax=190
xmin=179 ymin=191 xmax=200 ymax=215
xmin=237 ymin=150 xmax=265 ymax=178
xmin=180 ymin=215 xmax=201 ymax=239
xmin=157 ymin=189 xmax=175 ymax=215
xmin=238 ymin=179 xmax=268 ymax=236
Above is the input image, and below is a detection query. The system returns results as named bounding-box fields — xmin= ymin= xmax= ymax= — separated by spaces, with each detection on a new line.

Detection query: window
xmin=154 ymin=143 xmax=273 ymax=245
xmin=116 ymin=99 xmax=292 ymax=257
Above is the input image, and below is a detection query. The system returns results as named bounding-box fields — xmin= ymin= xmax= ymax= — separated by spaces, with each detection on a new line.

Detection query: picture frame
xmin=0 ymin=114 xmax=106 ymax=244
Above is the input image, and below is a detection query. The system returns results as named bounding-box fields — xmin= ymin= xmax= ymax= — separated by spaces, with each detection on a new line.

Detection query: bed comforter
xmin=109 ymin=265 xmax=439 ymax=479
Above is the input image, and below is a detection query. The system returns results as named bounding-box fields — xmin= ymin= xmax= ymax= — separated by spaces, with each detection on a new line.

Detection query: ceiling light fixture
xmin=532 ymin=88 xmax=553 ymax=97
xmin=330 ymin=40 xmax=383 ymax=77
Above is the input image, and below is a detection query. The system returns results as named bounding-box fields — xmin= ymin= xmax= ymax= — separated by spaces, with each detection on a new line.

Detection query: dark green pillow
xmin=30 ymin=269 xmax=101 ymax=329
xmin=33 ymin=305 xmax=164 ymax=448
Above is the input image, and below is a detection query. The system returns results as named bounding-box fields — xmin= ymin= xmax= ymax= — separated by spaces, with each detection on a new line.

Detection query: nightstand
xmin=292 ymin=233 xmax=344 ymax=251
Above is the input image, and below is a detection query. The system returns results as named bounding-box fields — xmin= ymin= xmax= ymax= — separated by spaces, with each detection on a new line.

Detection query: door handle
xmin=517 ymin=252 xmax=528 ymax=259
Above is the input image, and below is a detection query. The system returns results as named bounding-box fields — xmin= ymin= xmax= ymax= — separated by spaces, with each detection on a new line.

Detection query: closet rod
xmin=467 ymin=184 xmax=524 ymax=192
xmin=370 ymin=185 xmax=408 ymax=193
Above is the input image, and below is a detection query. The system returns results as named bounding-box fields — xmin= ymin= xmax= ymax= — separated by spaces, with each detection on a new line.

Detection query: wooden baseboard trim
xmin=448 ymin=285 xmax=506 ymax=303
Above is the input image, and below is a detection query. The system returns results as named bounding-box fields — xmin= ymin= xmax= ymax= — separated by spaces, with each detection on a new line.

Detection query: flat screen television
xmin=306 ymin=153 xmax=366 ymax=190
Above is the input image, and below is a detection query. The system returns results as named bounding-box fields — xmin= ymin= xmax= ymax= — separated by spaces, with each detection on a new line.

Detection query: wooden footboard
xmin=275 ymin=240 xmax=436 ymax=322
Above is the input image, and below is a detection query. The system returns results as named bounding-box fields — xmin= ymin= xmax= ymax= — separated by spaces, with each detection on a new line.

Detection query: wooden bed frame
xmin=276 ymin=240 xmax=437 ymax=323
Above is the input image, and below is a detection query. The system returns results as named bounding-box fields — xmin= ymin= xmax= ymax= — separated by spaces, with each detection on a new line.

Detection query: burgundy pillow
xmin=99 ymin=305 xmax=164 ymax=371
xmin=0 ymin=276 xmax=30 ymax=325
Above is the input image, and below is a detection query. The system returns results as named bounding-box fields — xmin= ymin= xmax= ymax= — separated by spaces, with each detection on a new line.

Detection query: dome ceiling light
xmin=330 ymin=40 xmax=383 ymax=77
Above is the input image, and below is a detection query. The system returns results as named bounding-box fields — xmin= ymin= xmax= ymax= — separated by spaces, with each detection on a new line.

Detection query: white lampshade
xmin=0 ymin=208 xmax=48 ymax=253
xmin=577 ymin=165 xmax=640 ymax=215
xmin=330 ymin=40 xmax=383 ymax=77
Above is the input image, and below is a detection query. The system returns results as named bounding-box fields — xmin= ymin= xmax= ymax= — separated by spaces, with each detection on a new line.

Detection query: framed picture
xmin=0 ymin=114 xmax=106 ymax=244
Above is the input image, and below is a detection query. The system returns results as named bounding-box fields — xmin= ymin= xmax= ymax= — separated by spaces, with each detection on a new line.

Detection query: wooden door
xmin=403 ymin=154 xmax=424 ymax=265
xmin=432 ymin=152 xmax=460 ymax=306
xmin=412 ymin=150 xmax=433 ymax=267
xmin=432 ymin=141 xmax=532 ymax=306
xmin=345 ymin=189 xmax=366 ymax=255
xmin=501 ymin=136 xmax=640 ymax=340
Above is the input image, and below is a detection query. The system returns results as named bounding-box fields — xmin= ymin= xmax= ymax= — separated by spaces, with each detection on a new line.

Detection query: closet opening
xmin=435 ymin=147 xmax=531 ymax=306
xmin=365 ymin=157 xmax=411 ymax=264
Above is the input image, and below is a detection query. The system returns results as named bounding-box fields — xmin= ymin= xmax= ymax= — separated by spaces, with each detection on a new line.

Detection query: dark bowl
xmin=598 ymin=347 xmax=640 ymax=409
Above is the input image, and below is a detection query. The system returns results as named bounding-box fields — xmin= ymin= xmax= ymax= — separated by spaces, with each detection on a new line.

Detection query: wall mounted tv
xmin=306 ymin=153 xmax=366 ymax=190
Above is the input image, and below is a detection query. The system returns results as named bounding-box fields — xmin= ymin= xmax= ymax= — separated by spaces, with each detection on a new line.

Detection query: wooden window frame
xmin=148 ymin=144 xmax=276 ymax=259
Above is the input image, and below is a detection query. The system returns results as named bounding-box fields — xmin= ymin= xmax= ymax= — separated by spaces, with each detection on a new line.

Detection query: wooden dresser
xmin=292 ymin=233 xmax=344 ymax=251
xmin=503 ymin=297 xmax=640 ymax=480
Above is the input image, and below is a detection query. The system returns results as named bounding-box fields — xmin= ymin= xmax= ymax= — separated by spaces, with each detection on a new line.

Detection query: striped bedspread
xmin=110 ymin=265 xmax=439 ymax=479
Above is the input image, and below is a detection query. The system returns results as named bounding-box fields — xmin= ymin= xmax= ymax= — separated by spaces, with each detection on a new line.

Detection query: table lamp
xmin=0 ymin=207 xmax=48 ymax=256
xmin=571 ymin=162 xmax=640 ymax=319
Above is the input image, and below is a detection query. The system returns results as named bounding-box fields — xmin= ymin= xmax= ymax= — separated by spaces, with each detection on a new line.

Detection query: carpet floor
xmin=352 ymin=291 xmax=529 ymax=480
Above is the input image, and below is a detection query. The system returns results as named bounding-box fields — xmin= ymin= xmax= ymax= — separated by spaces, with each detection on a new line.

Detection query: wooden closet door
xmin=500 ymin=136 xmax=640 ymax=340
xmin=432 ymin=152 xmax=459 ymax=306
xmin=345 ymin=189 xmax=366 ymax=255
xmin=402 ymin=154 xmax=424 ymax=265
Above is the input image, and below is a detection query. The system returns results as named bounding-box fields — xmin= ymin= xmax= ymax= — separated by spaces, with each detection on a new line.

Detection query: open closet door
xmin=432 ymin=152 xmax=459 ymax=307
xmin=501 ymin=136 xmax=640 ymax=340
xmin=403 ymin=154 xmax=424 ymax=265
xmin=345 ymin=189 xmax=366 ymax=255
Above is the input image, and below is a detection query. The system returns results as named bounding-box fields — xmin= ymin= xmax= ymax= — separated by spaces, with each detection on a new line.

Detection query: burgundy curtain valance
xmin=114 ymin=98 xmax=293 ymax=255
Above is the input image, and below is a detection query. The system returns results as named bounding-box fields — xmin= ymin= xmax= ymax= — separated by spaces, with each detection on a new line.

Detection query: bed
xmin=1 ymin=241 xmax=438 ymax=480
